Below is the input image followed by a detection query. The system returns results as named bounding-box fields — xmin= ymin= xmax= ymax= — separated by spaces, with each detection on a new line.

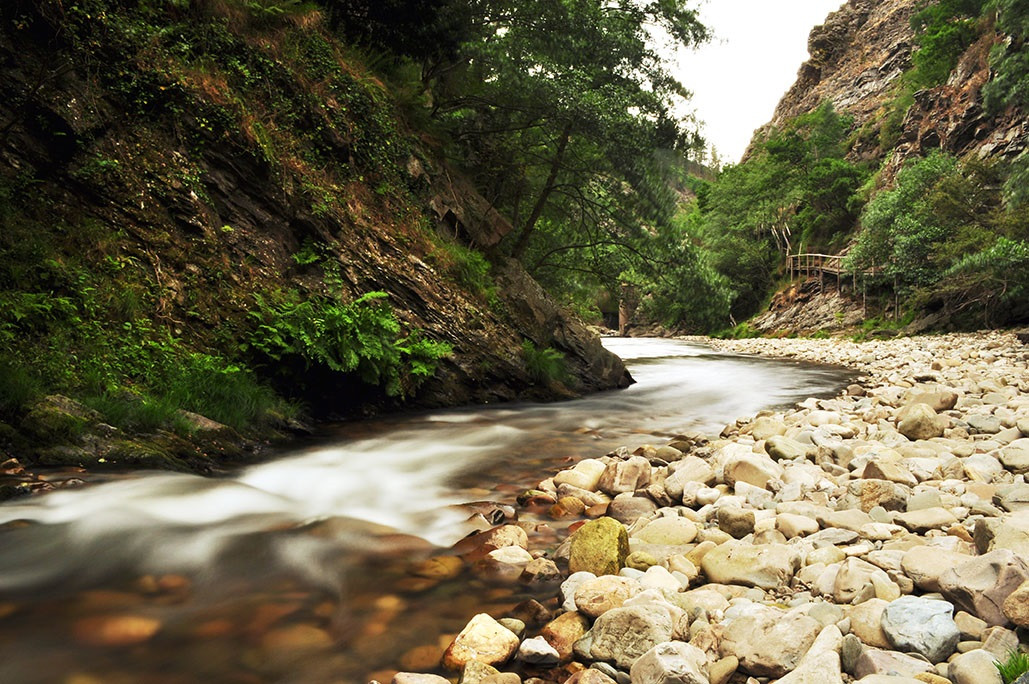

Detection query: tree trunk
xmin=511 ymin=123 xmax=572 ymax=260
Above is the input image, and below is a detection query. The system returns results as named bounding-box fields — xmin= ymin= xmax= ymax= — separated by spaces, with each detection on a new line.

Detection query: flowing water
xmin=0 ymin=338 xmax=851 ymax=683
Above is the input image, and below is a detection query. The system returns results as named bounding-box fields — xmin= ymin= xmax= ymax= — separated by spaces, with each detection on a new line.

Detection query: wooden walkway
xmin=787 ymin=252 xmax=879 ymax=283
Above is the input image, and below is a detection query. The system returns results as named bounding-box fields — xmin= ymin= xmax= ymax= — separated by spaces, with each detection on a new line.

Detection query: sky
xmin=673 ymin=0 xmax=846 ymax=165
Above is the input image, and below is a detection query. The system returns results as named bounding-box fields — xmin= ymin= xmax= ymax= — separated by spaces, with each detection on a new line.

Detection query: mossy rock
xmin=101 ymin=439 xmax=193 ymax=472
xmin=20 ymin=395 xmax=99 ymax=444
xmin=568 ymin=517 xmax=629 ymax=576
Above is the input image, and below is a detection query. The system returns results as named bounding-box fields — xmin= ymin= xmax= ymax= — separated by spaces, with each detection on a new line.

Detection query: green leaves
xmin=248 ymin=291 xmax=452 ymax=397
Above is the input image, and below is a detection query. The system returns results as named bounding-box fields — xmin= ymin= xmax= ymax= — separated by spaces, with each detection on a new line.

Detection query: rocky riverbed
xmin=385 ymin=331 xmax=1029 ymax=684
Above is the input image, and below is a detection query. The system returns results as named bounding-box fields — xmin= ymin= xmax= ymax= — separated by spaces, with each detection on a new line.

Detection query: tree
xmin=432 ymin=0 xmax=708 ymax=267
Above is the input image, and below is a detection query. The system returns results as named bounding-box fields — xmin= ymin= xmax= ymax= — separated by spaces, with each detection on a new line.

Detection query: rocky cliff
xmin=761 ymin=0 xmax=1025 ymax=174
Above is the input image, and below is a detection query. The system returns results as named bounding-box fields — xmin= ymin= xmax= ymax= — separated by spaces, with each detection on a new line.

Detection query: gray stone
xmin=939 ymin=549 xmax=1029 ymax=626
xmin=628 ymin=641 xmax=709 ymax=684
xmin=968 ymin=414 xmax=1003 ymax=434
xmin=880 ymin=596 xmax=960 ymax=663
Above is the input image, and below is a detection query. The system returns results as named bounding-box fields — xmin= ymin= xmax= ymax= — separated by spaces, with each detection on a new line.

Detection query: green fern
xmin=521 ymin=340 xmax=566 ymax=385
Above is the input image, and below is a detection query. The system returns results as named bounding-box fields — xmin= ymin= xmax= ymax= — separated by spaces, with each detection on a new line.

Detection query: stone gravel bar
xmin=386 ymin=332 xmax=1029 ymax=684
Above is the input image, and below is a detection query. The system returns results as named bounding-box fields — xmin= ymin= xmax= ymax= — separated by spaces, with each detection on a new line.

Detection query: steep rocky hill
xmin=0 ymin=0 xmax=629 ymax=475
xmin=761 ymin=0 xmax=1024 ymax=174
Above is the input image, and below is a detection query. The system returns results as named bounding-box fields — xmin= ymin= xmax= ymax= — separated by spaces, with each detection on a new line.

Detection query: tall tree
xmin=432 ymin=0 xmax=708 ymax=267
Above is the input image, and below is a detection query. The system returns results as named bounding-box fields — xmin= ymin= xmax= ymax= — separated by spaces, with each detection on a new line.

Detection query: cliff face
xmin=760 ymin=0 xmax=1025 ymax=173
xmin=0 ymin=0 xmax=629 ymax=439
xmin=766 ymin=0 xmax=918 ymax=142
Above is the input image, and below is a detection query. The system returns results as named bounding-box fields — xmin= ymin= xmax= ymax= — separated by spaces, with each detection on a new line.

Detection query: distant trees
xmin=847 ymin=152 xmax=1029 ymax=325
xmin=693 ymin=103 xmax=867 ymax=320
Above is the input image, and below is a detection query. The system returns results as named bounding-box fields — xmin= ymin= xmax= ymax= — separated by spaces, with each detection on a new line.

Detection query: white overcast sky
xmin=673 ymin=0 xmax=846 ymax=164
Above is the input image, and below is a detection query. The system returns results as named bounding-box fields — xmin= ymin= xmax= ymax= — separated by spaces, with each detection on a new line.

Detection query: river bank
xmin=397 ymin=331 xmax=1029 ymax=684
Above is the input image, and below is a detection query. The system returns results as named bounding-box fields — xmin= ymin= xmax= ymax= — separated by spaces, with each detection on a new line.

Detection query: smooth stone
xmin=460 ymin=660 xmax=502 ymax=684
xmin=708 ymin=655 xmax=737 ymax=684
xmin=881 ymin=596 xmax=960 ymax=663
xmin=975 ymin=510 xmax=1029 ymax=557
xmin=716 ymin=506 xmax=754 ymax=539
xmin=894 ymin=507 xmax=959 ymax=533
xmin=840 ymin=479 xmax=909 ymax=512
xmin=938 ymin=549 xmax=1029 ymax=626
xmin=900 ymin=547 xmax=972 ymax=592
xmin=700 ymin=541 xmax=800 ymax=589
xmin=71 ymin=615 xmax=162 ymax=647
xmin=751 ymin=417 xmax=787 ymax=440
xmin=846 ymin=598 xmax=891 ymax=648
xmin=517 ymin=636 xmax=560 ymax=666
xmin=852 ymin=647 xmax=934 ymax=679
xmin=607 ymin=497 xmax=659 ymax=524
xmin=765 ymin=435 xmax=809 ymax=461
xmin=665 ymin=457 xmax=717 ymax=500
xmin=442 ymin=613 xmax=521 ymax=670
xmin=393 ymin=675 xmax=450 ymax=684
xmin=948 ymin=648 xmax=1004 ymax=684
xmin=563 ymin=669 xmax=618 ymax=684
xmin=574 ymin=575 xmax=642 ymax=618
xmin=632 ymin=517 xmax=698 ymax=546
xmin=722 ymin=452 xmax=784 ymax=489
xmin=863 ymin=459 xmax=918 ymax=487
xmin=628 ymin=641 xmax=709 ymax=684
xmin=554 ymin=459 xmax=608 ymax=491
xmin=954 ymin=611 xmax=988 ymax=640
xmin=561 ymin=572 xmax=597 ymax=612
xmin=777 ymin=512 xmax=820 ymax=537
xmin=569 ymin=518 xmax=629 ymax=576
xmin=776 ymin=625 xmax=844 ymax=684
xmin=998 ymin=441 xmax=1029 ymax=474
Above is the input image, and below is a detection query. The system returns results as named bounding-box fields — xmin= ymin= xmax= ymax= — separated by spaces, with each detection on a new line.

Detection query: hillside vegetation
xmin=684 ymin=0 xmax=1028 ymax=333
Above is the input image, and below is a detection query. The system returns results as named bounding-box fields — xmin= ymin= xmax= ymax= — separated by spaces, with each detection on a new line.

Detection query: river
xmin=0 ymin=338 xmax=851 ymax=683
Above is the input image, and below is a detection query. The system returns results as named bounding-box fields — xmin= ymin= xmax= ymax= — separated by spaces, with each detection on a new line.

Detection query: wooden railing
xmin=787 ymin=252 xmax=880 ymax=281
